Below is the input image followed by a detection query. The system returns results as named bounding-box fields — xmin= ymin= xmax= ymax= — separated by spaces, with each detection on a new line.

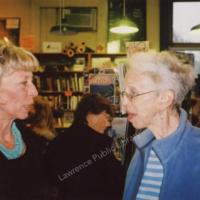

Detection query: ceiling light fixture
xmin=110 ymin=0 xmax=139 ymax=34
xmin=49 ymin=0 xmax=77 ymax=35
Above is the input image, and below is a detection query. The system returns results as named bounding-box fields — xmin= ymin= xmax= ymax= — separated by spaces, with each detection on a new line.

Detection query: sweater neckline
xmin=0 ymin=122 xmax=25 ymax=160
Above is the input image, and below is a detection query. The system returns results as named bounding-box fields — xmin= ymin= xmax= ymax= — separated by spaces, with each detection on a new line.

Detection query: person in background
xmin=122 ymin=50 xmax=200 ymax=200
xmin=188 ymin=98 xmax=200 ymax=127
xmin=23 ymin=96 xmax=57 ymax=153
xmin=22 ymin=95 xmax=59 ymax=199
xmin=45 ymin=93 xmax=125 ymax=200
xmin=0 ymin=39 xmax=53 ymax=200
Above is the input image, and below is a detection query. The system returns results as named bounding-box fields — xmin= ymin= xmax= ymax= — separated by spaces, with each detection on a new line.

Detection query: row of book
xmin=34 ymin=73 xmax=84 ymax=93
xmin=54 ymin=111 xmax=74 ymax=128
xmin=43 ymin=95 xmax=82 ymax=112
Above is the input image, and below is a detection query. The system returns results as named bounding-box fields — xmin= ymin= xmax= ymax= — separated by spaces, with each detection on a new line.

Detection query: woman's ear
xmin=86 ymin=113 xmax=91 ymax=125
xmin=86 ymin=112 xmax=95 ymax=127
xmin=158 ymin=90 xmax=175 ymax=111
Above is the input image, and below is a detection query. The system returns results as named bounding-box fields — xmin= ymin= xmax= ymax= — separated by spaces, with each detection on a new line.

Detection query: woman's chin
xmin=17 ymin=113 xmax=29 ymax=120
xmin=129 ymin=120 xmax=145 ymax=130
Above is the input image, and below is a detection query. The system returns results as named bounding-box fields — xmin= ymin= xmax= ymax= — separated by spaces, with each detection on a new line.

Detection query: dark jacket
xmin=0 ymin=120 xmax=57 ymax=200
xmin=45 ymin=123 xmax=125 ymax=200
xmin=123 ymin=109 xmax=200 ymax=200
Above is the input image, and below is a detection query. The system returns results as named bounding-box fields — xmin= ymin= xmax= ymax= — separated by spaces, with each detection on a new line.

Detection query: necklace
xmin=0 ymin=122 xmax=25 ymax=160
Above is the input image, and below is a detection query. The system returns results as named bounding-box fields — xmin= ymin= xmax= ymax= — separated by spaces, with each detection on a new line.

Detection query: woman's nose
xmin=29 ymin=83 xmax=38 ymax=97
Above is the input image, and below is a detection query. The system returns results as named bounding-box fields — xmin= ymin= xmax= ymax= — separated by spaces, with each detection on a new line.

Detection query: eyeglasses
xmin=120 ymin=90 xmax=157 ymax=102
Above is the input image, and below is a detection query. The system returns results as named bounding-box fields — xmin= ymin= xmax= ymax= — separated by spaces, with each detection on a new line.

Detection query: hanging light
xmin=190 ymin=24 xmax=200 ymax=33
xmin=50 ymin=24 xmax=77 ymax=35
xmin=110 ymin=0 xmax=139 ymax=34
xmin=49 ymin=0 xmax=77 ymax=35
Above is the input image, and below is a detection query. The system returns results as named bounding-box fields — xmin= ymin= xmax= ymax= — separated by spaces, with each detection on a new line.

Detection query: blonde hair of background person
xmin=122 ymin=50 xmax=200 ymax=200
xmin=25 ymin=96 xmax=56 ymax=140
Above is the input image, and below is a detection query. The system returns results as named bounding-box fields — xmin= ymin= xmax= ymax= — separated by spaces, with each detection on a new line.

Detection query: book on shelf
xmin=34 ymin=72 xmax=84 ymax=93
xmin=78 ymin=76 xmax=84 ymax=92
xmin=91 ymin=57 xmax=113 ymax=68
xmin=114 ymin=57 xmax=127 ymax=66
xmin=54 ymin=111 xmax=74 ymax=128
xmin=126 ymin=41 xmax=149 ymax=57
xmin=42 ymin=94 xmax=82 ymax=128
xmin=71 ymin=57 xmax=85 ymax=71
xmin=89 ymin=73 xmax=116 ymax=104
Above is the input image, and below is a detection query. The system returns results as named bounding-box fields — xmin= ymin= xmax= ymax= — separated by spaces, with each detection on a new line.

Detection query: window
xmin=173 ymin=2 xmax=200 ymax=43
xmin=0 ymin=18 xmax=20 ymax=45
xmin=160 ymin=0 xmax=200 ymax=76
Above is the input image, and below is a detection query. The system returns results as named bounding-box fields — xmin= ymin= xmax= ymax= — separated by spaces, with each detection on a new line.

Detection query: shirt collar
xmin=133 ymin=108 xmax=189 ymax=162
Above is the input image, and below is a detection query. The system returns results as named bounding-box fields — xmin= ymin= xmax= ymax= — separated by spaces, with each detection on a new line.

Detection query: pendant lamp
xmin=110 ymin=0 xmax=139 ymax=34
xmin=49 ymin=0 xmax=77 ymax=35
xmin=190 ymin=24 xmax=200 ymax=33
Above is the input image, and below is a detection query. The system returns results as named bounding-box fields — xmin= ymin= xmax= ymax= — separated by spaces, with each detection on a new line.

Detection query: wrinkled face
xmin=0 ymin=70 xmax=38 ymax=120
xmin=86 ymin=111 xmax=112 ymax=134
xmin=122 ymin=70 xmax=160 ymax=129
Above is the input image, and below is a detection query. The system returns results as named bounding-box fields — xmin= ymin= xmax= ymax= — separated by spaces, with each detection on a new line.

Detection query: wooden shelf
xmin=34 ymin=71 xmax=84 ymax=76
xmin=39 ymin=91 xmax=83 ymax=96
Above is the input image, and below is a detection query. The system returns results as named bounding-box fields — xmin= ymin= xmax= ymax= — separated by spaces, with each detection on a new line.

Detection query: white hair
xmin=128 ymin=50 xmax=195 ymax=106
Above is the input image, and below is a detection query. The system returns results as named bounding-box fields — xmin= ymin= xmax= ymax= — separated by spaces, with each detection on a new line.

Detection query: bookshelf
xmin=34 ymin=52 xmax=127 ymax=70
xmin=34 ymin=52 xmax=127 ymax=128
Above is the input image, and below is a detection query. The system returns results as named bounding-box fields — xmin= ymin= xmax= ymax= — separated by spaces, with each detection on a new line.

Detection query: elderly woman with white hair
xmin=122 ymin=51 xmax=200 ymax=200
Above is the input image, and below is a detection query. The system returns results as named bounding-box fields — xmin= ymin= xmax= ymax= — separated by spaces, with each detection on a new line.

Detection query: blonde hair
xmin=25 ymin=96 xmax=56 ymax=140
xmin=128 ymin=51 xmax=195 ymax=106
xmin=0 ymin=39 xmax=38 ymax=78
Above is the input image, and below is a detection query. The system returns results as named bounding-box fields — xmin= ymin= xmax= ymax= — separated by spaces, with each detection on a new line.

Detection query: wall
xmin=146 ymin=0 xmax=160 ymax=51
xmin=37 ymin=0 xmax=108 ymax=52
xmin=0 ymin=0 xmax=32 ymax=43
xmin=0 ymin=0 xmax=107 ymax=52
xmin=0 ymin=0 xmax=160 ymax=52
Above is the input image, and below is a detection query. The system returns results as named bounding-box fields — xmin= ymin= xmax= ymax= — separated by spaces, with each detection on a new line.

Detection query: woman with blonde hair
xmin=0 ymin=39 xmax=55 ymax=199
xmin=25 ymin=96 xmax=56 ymax=141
